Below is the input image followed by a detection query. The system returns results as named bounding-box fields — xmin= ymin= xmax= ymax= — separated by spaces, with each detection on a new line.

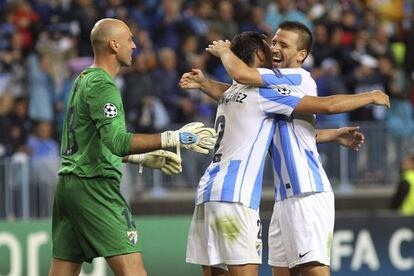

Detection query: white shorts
xmin=186 ymin=201 xmax=262 ymax=268
xmin=268 ymin=192 xmax=334 ymax=268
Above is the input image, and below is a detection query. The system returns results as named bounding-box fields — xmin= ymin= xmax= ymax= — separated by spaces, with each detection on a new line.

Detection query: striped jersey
xmin=195 ymin=68 xmax=304 ymax=210
xmin=269 ymin=68 xmax=332 ymax=201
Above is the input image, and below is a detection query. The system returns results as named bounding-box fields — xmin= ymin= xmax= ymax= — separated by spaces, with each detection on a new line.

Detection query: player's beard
xmin=118 ymin=52 xmax=132 ymax=67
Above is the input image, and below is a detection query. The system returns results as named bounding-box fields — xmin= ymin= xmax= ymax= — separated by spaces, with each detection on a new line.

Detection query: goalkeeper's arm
xmin=126 ymin=122 xmax=217 ymax=155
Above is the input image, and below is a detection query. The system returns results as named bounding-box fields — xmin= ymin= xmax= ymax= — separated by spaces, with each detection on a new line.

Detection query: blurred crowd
xmin=0 ymin=0 xmax=414 ymax=163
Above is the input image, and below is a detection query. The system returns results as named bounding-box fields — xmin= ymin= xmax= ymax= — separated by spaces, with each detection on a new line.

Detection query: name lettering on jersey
xmin=219 ymin=91 xmax=247 ymax=105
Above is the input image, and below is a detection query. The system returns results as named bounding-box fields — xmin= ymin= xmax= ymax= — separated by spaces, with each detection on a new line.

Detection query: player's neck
xmin=91 ymin=56 xmax=120 ymax=79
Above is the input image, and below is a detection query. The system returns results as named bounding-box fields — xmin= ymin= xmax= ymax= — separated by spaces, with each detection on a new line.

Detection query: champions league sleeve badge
xmin=103 ymin=103 xmax=118 ymax=118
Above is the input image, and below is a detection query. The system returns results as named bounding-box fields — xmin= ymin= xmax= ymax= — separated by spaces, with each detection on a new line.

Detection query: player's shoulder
xmin=257 ymin=68 xmax=275 ymax=75
xmin=279 ymin=68 xmax=311 ymax=78
xmin=83 ymin=68 xmax=116 ymax=88
xmin=279 ymin=68 xmax=316 ymax=86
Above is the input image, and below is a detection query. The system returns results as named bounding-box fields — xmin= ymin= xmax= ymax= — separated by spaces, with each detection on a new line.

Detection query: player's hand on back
xmin=161 ymin=122 xmax=217 ymax=154
xmin=370 ymin=90 xmax=390 ymax=108
xmin=335 ymin=126 xmax=365 ymax=151
xmin=206 ymin=40 xmax=231 ymax=57
xmin=127 ymin=150 xmax=182 ymax=175
xmin=179 ymin=69 xmax=206 ymax=89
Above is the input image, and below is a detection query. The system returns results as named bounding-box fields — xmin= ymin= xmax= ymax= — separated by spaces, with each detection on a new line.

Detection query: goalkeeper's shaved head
xmin=90 ymin=18 xmax=130 ymax=54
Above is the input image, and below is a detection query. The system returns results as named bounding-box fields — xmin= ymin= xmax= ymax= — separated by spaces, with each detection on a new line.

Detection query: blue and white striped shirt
xmin=195 ymin=68 xmax=304 ymax=210
xmin=267 ymin=68 xmax=332 ymax=201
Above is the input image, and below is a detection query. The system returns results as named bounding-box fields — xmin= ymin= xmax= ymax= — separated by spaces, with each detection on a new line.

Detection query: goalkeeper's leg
xmin=106 ymin=252 xmax=147 ymax=276
xmin=48 ymin=258 xmax=82 ymax=276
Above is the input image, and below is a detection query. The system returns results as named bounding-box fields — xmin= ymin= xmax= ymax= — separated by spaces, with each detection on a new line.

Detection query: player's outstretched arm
xmin=129 ymin=122 xmax=217 ymax=155
xmin=316 ymin=127 xmax=365 ymax=151
xmin=294 ymin=90 xmax=390 ymax=114
xmin=206 ymin=40 xmax=263 ymax=86
xmin=179 ymin=69 xmax=230 ymax=101
xmin=160 ymin=122 xmax=217 ymax=154
xmin=125 ymin=150 xmax=182 ymax=175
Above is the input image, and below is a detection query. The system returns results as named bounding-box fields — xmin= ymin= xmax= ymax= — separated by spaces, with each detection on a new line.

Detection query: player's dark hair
xmin=278 ymin=21 xmax=313 ymax=62
xmin=230 ymin=31 xmax=270 ymax=67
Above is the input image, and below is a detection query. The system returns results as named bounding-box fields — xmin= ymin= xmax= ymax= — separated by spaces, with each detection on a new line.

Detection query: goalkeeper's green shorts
xmin=52 ymin=174 xmax=142 ymax=263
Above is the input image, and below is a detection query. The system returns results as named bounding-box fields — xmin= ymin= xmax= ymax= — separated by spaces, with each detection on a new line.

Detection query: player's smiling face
xmin=271 ymin=29 xmax=304 ymax=69
xmin=116 ymin=26 xmax=136 ymax=67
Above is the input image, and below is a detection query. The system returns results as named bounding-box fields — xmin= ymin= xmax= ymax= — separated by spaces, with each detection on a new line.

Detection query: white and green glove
xmin=126 ymin=150 xmax=182 ymax=175
xmin=160 ymin=122 xmax=217 ymax=154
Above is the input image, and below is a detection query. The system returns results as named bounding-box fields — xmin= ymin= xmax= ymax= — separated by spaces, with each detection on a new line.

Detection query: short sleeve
xmin=256 ymin=68 xmax=304 ymax=116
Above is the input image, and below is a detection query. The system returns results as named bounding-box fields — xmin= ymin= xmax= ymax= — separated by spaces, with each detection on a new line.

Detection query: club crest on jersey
xmin=103 ymin=103 xmax=117 ymax=118
xmin=127 ymin=230 xmax=138 ymax=245
xmin=276 ymin=86 xmax=292 ymax=96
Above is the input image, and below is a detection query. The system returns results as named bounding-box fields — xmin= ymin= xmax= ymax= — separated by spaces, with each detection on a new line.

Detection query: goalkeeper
xmin=49 ymin=18 xmax=216 ymax=276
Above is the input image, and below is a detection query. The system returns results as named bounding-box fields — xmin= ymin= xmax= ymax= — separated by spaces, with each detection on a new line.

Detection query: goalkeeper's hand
xmin=126 ymin=150 xmax=182 ymax=175
xmin=160 ymin=122 xmax=217 ymax=154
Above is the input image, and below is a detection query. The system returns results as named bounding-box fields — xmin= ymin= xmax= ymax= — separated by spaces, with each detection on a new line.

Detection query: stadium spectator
xmin=339 ymin=9 xmax=357 ymax=47
xmin=0 ymin=93 xmax=17 ymax=157
xmin=239 ymin=5 xmax=271 ymax=35
xmin=311 ymin=22 xmax=335 ymax=67
xmin=26 ymin=121 xmax=60 ymax=217
xmin=10 ymin=0 xmax=40 ymax=53
xmin=302 ymin=0 xmax=326 ymax=22
xmin=101 ymin=0 xmax=128 ymax=20
xmin=348 ymin=55 xmax=385 ymax=121
xmin=264 ymin=0 xmax=312 ymax=33
xmin=153 ymin=47 xmax=186 ymax=124
xmin=151 ymin=0 xmax=193 ymax=50
xmin=0 ymin=30 xmax=25 ymax=97
xmin=26 ymin=121 xmax=59 ymax=160
xmin=209 ymin=0 xmax=238 ymax=40
xmin=65 ymin=0 xmax=99 ymax=57
xmin=176 ymin=34 xmax=204 ymax=74
xmin=26 ymin=50 xmax=57 ymax=122
xmin=122 ymin=51 xmax=169 ymax=132
xmin=184 ymin=0 xmax=213 ymax=37
xmin=10 ymin=96 xmax=32 ymax=153
xmin=315 ymin=58 xmax=349 ymax=125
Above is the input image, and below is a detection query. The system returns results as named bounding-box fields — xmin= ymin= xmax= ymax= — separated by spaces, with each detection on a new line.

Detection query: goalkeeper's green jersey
xmin=59 ymin=67 xmax=132 ymax=181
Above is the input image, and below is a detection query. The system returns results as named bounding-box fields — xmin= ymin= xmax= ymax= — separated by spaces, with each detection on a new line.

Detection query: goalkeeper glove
xmin=126 ymin=150 xmax=182 ymax=175
xmin=160 ymin=122 xmax=217 ymax=154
